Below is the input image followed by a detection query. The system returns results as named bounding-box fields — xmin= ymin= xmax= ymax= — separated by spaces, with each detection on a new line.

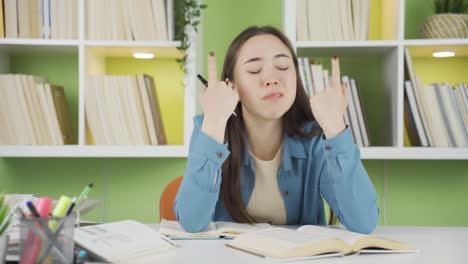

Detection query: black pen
xmin=197 ymin=74 xmax=208 ymax=87
xmin=26 ymin=201 xmax=41 ymax=218
xmin=197 ymin=73 xmax=237 ymax=117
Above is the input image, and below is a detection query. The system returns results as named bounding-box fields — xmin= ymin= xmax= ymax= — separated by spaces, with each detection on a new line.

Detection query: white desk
xmin=147 ymin=225 xmax=468 ymax=264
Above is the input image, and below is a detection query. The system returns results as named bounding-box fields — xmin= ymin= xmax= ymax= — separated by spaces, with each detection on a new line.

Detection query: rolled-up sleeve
xmin=174 ymin=115 xmax=230 ymax=232
xmin=318 ymin=127 xmax=379 ymax=234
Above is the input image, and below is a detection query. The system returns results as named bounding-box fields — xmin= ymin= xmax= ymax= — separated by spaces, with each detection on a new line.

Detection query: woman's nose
xmin=265 ymin=80 xmax=279 ymax=86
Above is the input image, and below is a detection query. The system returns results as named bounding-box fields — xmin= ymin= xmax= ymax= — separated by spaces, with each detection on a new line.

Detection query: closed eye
xmin=248 ymin=66 xmax=289 ymax=74
xmin=248 ymin=69 xmax=261 ymax=74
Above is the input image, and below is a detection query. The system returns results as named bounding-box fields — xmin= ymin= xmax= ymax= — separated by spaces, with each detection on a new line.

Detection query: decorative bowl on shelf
xmin=421 ymin=14 xmax=468 ymax=38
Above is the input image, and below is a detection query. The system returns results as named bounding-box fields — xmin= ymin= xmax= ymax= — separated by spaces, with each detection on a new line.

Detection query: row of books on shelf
xmin=85 ymin=74 xmax=167 ymax=145
xmin=296 ymin=0 xmax=370 ymax=41
xmin=404 ymin=81 xmax=468 ymax=148
xmin=0 ymin=0 xmax=171 ymax=41
xmin=404 ymin=47 xmax=468 ymax=148
xmin=0 ymin=74 xmax=73 ymax=145
xmin=0 ymin=73 xmax=167 ymax=146
xmin=298 ymin=57 xmax=370 ymax=147
xmin=2 ymin=0 xmax=78 ymax=39
xmin=86 ymin=0 xmax=170 ymax=41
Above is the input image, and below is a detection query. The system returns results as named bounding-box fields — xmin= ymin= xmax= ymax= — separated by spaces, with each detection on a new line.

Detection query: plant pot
xmin=421 ymin=14 xmax=468 ymax=38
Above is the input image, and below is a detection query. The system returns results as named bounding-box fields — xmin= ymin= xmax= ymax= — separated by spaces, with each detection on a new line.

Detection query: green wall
xmin=0 ymin=0 xmax=467 ymax=226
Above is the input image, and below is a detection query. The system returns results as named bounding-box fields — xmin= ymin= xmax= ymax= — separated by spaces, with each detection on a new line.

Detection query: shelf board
xmin=0 ymin=38 xmax=80 ymax=46
xmin=0 ymin=39 xmax=183 ymax=47
xmin=296 ymin=40 xmax=399 ymax=48
xmin=360 ymin=147 xmax=468 ymax=160
xmin=0 ymin=39 xmax=80 ymax=53
xmin=0 ymin=145 xmax=188 ymax=158
xmin=83 ymin=40 xmax=181 ymax=47
xmin=403 ymin=39 xmax=468 ymax=46
xmin=1 ymin=146 xmax=467 ymax=159
xmin=296 ymin=41 xmax=398 ymax=56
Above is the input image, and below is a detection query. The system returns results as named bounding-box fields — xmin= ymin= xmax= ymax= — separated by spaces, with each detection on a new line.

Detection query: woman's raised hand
xmin=200 ymin=52 xmax=239 ymax=124
xmin=308 ymin=56 xmax=348 ymax=139
xmin=200 ymin=52 xmax=239 ymax=143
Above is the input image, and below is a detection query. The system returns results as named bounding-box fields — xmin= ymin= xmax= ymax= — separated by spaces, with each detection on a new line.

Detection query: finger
xmin=201 ymin=85 xmax=208 ymax=94
xmin=331 ymin=56 xmax=341 ymax=89
xmin=208 ymin=52 xmax=218 ymax=85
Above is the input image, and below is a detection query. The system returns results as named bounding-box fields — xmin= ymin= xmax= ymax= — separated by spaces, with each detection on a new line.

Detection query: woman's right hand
xmin=200 ymin=52 xmax=239 ymax=143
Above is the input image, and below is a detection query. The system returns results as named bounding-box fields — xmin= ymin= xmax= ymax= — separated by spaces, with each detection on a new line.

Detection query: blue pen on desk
xmin=197 ymin=74 xmax=237 ymax=117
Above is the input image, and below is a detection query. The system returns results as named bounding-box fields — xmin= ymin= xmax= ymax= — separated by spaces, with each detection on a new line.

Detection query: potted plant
xmin=175 ymin=0 xmax=207 ymax=71
xmin=421 ymin=0 xmax=468 ymax=38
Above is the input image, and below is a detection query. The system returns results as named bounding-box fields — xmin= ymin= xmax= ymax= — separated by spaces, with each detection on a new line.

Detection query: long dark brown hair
xmin=219 ymin=26 xmax=337 ymax=225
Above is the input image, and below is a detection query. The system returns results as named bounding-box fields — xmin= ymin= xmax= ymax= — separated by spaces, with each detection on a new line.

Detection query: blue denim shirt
xmin=174 ymin=115 xmax=379 ymax=234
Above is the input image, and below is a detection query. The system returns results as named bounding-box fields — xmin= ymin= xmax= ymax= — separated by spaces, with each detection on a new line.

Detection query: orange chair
xmin=159 ymin=176 xmax=183 ymax=221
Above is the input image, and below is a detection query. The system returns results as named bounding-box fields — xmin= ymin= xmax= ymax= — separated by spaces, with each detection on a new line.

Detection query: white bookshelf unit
xmin=0 ymin=0 xmax=197 ymax=158
xmin=283 ymin=0 xmax=468 ymax=160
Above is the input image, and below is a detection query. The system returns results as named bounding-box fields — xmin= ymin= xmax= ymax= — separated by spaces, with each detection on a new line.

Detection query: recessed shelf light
xmin=432 ymin=51 xmax=455 ymax=58
xmin=133 ymin=53 xmax=155 ymax=59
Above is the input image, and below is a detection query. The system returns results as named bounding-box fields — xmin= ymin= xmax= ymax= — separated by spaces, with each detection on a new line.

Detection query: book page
xmin=265 ymin=253 xmax=344 ymax=262
xmin=298 ymin=225 xmax=416 ymax=252
xmin=215 ymin=222 xmax=271 ymax=237
xmin=226 ymin=227 xmax=350 ymax=259
xmin=159 ymin=219 xmax=218 ymax=238
xmin=248 ymin=228 xmax=332 ymax=249
xmin=297 ymin=225 xmax=367 ymax=245
xmin=74 ymin=220 xmax=174 ymax=262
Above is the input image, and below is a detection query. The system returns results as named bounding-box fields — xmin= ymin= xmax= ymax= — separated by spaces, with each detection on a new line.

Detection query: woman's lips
xmin=262 ymin=92 xmax=284 ymax=101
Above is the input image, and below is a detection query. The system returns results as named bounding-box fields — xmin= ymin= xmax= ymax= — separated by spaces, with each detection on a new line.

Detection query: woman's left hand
xmin=309 ymin=56 xmax=348 ymax=139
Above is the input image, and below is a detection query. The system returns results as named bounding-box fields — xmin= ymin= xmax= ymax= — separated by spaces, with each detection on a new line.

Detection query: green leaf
xmin=176 ymin=0 xmax=208 ymax=73
xmin=0 ymin=205 xmax=8 ymax=224
xmin=0 ymin=220 xmax=9 ymax=235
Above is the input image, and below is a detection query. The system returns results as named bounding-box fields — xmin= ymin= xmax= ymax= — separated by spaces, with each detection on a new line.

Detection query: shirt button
xmin=217 ymin=152 xmax=223 ymax=158
xmin=284 ymin=191 xmax=289 ymax=196
xmin=325 ymin=145 xmax=332 ymax=151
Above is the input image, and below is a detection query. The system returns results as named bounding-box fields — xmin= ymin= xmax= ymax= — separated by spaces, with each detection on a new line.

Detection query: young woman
xmin=174 ymin=26 xmax=379 ymax=234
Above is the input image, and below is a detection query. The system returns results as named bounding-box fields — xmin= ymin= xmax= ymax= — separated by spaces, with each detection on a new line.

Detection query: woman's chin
xmin=259 ymin=109 xmax=288 ymax=120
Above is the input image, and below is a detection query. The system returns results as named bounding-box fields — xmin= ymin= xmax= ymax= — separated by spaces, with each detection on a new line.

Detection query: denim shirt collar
xmin=241 ymin=132 xmax=307 ymax=173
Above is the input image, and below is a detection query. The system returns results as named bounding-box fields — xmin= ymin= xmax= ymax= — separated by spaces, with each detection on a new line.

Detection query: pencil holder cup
xmin=19 ymin=216 xmax=75 ymax=264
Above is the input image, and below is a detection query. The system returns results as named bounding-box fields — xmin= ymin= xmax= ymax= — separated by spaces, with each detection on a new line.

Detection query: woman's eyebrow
xmin=243 ymin=53 xmax=291 ymax=64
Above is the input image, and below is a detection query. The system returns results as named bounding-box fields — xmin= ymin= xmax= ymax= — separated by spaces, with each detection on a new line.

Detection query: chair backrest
xmin=159 ymin=176 xmax=183 ymax=221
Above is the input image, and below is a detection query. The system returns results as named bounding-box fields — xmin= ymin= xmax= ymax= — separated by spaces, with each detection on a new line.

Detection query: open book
xmin=75 ymin=220 xmax=175 ymax=263
xmin=226 ymin=225 xmax=418 ymax=261
xmin=159 ymin=219 xmax=271 ymax=239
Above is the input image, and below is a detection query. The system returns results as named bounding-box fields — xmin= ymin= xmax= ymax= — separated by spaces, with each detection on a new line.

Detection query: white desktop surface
xmin=144 ymin=225 xmax=468 ymax=264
